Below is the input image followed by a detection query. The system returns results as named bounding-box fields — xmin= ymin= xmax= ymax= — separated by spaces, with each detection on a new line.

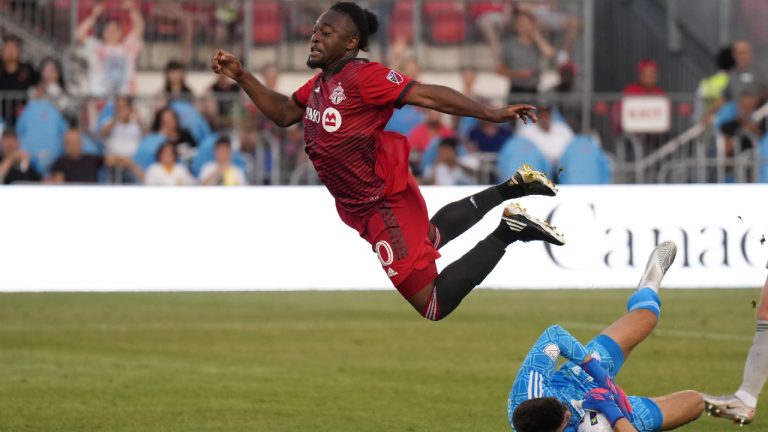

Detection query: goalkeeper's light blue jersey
xmin=507 ymin=325 xmax=663 ymax=432
xmin=507 ymin=324 xmax=594 ymax=432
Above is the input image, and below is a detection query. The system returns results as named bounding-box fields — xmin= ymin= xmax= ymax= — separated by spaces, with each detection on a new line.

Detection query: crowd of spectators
xmin=1 ymin=1 xmax=767 ymax=186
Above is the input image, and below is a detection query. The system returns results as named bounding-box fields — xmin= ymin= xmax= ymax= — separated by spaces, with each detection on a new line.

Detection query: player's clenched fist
xmin=211 ymin=49 xmax=244 ymax=81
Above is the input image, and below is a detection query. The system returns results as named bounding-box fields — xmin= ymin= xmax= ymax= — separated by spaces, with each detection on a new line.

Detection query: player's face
xmin=307 ymin=10 xmax=358 ymax=70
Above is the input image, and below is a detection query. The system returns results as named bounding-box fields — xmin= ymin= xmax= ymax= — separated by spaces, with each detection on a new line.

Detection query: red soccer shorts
xmin=339 ymin=174 xmax=440 ymax=299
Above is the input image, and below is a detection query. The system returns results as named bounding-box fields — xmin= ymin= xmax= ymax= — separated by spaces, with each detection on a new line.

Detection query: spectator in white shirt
xmin=143 ymin=142 xmax=195 ymax=186
xmin=516 ymin=104 xmax=574 ymax=166
xmin=75 ymin=1 xmax=144 ymax=96
xmin=199 ymin=137 xmax=248 ymax=186
xmin=423 ymin=137 xmax=478 ymax=186
xmin=100 ymin=96 xmax=144 ymax=158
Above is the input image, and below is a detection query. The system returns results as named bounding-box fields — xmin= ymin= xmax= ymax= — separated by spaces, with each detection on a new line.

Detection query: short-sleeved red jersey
xmin=292 ymin=58 xmax=417 ymax=217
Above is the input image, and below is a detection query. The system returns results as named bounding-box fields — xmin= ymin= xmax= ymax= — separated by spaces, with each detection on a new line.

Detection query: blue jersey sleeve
xmin=507 ymin=325 xmax=589 ymax=427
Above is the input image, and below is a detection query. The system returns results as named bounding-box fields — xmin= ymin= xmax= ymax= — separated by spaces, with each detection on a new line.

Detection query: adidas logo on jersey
xmin=386 ymin=268 xmax=398 ymax=278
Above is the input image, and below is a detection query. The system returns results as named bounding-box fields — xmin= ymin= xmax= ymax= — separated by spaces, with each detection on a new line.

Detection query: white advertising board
xmin=0 ymin=185 xmax=766 ymax=291
xmin=621 ymin=96 xmax=671 ymax=133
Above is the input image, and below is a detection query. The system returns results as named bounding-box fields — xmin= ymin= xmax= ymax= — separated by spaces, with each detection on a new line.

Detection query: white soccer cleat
xmin=637 ymin=241 xmax=677 ymax=291
xmin=502 ymin=203 xmax=565 ymax=246
xmin=508 ymin=163 xmax=558 ymax=197
xmin=703 ymin=394 xmax=756 ymax=426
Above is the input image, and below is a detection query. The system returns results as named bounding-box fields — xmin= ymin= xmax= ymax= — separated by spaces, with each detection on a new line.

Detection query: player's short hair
xmin=512 ymin=397 xmax=567 ymax=432
xmin=330 ymin=2 xmax=379 ymax=52
xmin=1 ymin=129 xmax=17 ymax=139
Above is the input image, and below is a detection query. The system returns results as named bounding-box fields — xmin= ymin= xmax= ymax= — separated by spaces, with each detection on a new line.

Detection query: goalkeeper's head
xmin=512 ymin=397 xmax=571 ymax=432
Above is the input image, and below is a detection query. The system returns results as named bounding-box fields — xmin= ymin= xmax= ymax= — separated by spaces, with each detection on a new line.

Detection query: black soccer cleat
xmin=501 ymin=203 xmax=565 ymax=245
xmin=507 ymin=163 xmax=558 ymax=197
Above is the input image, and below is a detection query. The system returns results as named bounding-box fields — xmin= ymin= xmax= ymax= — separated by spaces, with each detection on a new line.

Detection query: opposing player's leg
xmin=411 ymin=202 xmax=565 ymax=320
xmin=702 ymin=262 xmax=768 ymax=425
xmin=600 ymin=241 xmax=677 ymax=360
xmin=429 ymin=164 xmax=556 ymax=250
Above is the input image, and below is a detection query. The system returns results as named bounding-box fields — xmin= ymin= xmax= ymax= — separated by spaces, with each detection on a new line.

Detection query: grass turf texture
xmin=0 ymin=289 xmax=763 ymax=431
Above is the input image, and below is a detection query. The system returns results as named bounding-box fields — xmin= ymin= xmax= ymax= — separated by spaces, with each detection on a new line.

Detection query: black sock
xmin=491 ymin=218 xmax=519 ymax=246
xmin=433 ymin=235 xmax=507 ymax=319
xmin=430 ymin=186 xmax=504 ymax=249
xmin=495 ymin=179 xmax=525 ymax=201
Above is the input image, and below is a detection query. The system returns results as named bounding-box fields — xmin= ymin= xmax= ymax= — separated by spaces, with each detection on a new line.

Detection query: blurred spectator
xmin=468 ymin=119 xmax=512 ymax=153
xmin=517 ymin=104 xmax=574 ymax=166
xmin=199 ymin=138 xmax=248 ymax=186
xmin=623 ymin=60 xmax=665 ymax=95
xmin=724 ymin=40 xmax=768 ymax=101
xmin=28 ymin=57 xmax=74 ymax=119
xmin=408 ymin=109 xmax=454 ymax=153
xmin=143 ymin=142 xmax=195 ymax=186
xmin=460 ymin=65 xmax=478 ymax=97
xmin=151 ymin=106 xmax=196 ymax=161
xmin=385 ymin=57 xmax=424 ymax=135
xmin=261 ymin=64 xmax=280 ymax=91
xmin=214 ymin=1 xmax=241 ymax=48
xmin=161 ymin=60 xmax=194 ymax=102
xmin=75 ymin=0 xmax=144 ymax=96
xmin=470 ymin=1 xmax=510 ymax=59
xmin=150 ymin=0 xmax=209 ymax=67
xmin=48 ymin=128 xmax=138 ymax=184
xmin=0 ymin=35 xmax=37 ymax=127
xmin=100 ymin=96 xmax=144 ymax=159
xmin=422 ymin=137 xmax=477 ymax=185
xmin=203 ymin=74 xmax=240 ymax=131
xmin=555 ymin=61 xmax=577 ymax=93
xmin=495 ymin=10 xmax=555 ymax=100
xmin=695 ymin=47 xmax=735 ymax=123
xmin=720 ymin=91 xmax=766 ymax=156
xmin=517 ymin=1 xmax=582 ymax=63
xmin=0 ymin=129 xmax=40 ymax=184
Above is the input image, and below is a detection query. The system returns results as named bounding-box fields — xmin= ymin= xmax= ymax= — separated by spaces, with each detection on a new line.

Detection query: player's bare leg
xmin=428 ymin=164 xmax=556 ymax=250
xmin=411 ymin=203 xmax=565 ymax=320
xmin=651 ymin=390 xmax=705 ymax=430
xmin=601 ymin=241 xmax=677 ymax=359
xmin=702 ymin=265 xmax=768 ymax=426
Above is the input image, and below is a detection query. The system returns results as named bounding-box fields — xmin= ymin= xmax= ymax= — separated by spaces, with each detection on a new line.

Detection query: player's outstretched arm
xmin=210 ymin=49 xmax=304 ymax=127
xmin=403 ymin=83 xmax=538 ymax=124
xmin=613 ymin=418 xmax=639 ymax=432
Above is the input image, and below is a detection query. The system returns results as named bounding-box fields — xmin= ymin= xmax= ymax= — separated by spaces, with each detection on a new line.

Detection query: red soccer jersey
xmin=292 ymin=58 xmax=417 ymax=217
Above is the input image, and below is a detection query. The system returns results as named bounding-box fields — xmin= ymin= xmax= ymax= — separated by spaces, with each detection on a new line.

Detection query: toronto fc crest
xmin=330 ymin=84 xmax=346 ymax=105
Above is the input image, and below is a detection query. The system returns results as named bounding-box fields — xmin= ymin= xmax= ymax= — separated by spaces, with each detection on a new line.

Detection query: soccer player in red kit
xmin=211 ymin=2 xmax=565 ymax=321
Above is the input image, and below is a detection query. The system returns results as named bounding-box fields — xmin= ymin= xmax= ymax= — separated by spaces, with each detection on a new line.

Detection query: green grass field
xmin=0 ymin=289 xmax=764 ymax=431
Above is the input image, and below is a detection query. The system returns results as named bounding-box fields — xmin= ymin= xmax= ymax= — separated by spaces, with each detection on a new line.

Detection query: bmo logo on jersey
xmin=322 ymin=107 xmax=342 ymax=132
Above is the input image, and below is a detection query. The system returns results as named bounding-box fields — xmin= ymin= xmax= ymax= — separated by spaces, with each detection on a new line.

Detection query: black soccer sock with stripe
xmin=425 ymin=235 xmax=507 ymax=320
xmin=430 ymin=184 xmax=515 ymax=249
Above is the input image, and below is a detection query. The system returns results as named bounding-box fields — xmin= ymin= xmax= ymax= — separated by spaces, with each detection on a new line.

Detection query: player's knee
xmin=627 ymin=287 xmax=662 ymax=318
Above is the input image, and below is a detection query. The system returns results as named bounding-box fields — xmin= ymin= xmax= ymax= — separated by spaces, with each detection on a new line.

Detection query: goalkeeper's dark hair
xmin=330 ymin=2 xmax=379 ymax=52
xmin=512 ymin=397 xmax=567 ymax=432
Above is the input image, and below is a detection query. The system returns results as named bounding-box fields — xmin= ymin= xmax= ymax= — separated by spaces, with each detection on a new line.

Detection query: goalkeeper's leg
xmin=650 ymin=391 xmax=705 ymax=430
xmin=600 ymin=241 xmax=677 ymax=360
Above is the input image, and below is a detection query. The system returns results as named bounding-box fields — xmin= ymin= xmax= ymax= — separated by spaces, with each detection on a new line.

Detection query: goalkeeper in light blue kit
xmin=508 ymin=241 xmax=709 ymax=432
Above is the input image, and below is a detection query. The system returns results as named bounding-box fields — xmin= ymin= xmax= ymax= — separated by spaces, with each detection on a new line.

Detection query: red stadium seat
xmin=389 ymin=0 xmax=414 ymax=44
xmin=252 ymin=1 xmax=282 ymax=45
xmin=423 ymin=1 xmax=465 ymax=44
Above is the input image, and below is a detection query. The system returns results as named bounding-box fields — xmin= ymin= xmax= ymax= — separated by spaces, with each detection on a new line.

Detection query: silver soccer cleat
xmin=637 ymin=241 xmax=677 ymax=291
xmin=502 ymin=203 xmax=565 ymax=246
xmin=508 ymin=164 xmax=558 ymax=197
xmin=703 ymin=394 xmax=755 ymax=426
